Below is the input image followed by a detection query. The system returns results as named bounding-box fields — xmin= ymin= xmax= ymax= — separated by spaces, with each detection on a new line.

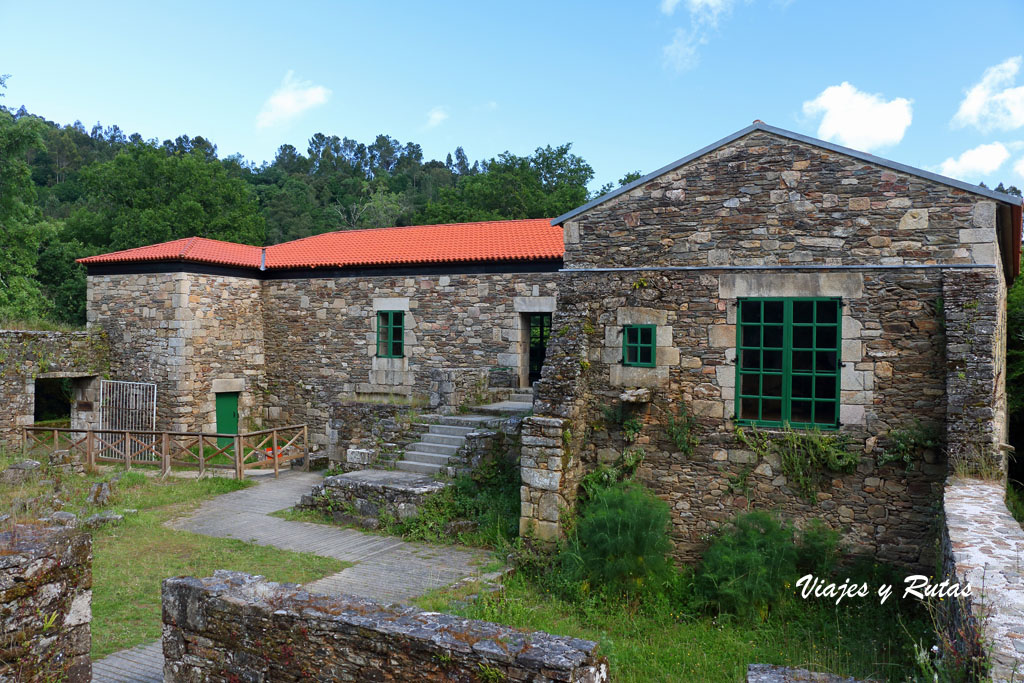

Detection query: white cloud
xmin=1014 ymin=156 xmax=1024 ymax=178
xmin=660 ymin=0 xmax=683 ymax=14
xmin=662 ymin=27 xmax=704 ymax=72
xmin=256 ymin=71 xmax=330 ymax=129
xmin=938 ymin=142 xmax=1010 ymax=180
xmin=802 ymin=82 xmax=912 ymax=151
xmin=685 ymin=0 xmax=735 ymax=25
xmin=425 ymin=106 xmax=449 ymax=128
xmin=659 ymin=0 xmax=740 ymax=72
xmin=953 ymin=57 xmax=1024 ymax=132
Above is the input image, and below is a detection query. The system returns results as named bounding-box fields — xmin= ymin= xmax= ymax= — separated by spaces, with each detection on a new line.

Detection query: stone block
xmin=708 ymin=325 xmax=736 ymax=348
xmin=616 ymin=306 xmax=668 ymax=326
xmin=522 ymin=467 xmax=562 ymax=491
xmin=973 ymin=200 xmax=996 ymax=228
xmin=609 ymin=364 xmax=669 ymax=388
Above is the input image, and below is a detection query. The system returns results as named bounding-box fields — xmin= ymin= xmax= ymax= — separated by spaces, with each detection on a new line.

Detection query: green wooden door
xmin=216 ymin=392 xmax=239 ymax=447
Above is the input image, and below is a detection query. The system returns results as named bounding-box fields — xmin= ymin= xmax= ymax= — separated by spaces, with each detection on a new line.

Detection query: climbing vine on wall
xmin=735 ymin=426 xmax=857 ymax=502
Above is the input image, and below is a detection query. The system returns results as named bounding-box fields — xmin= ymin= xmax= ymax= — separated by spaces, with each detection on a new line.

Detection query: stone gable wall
xmin=562 ymin=130 xmax=1001 ymax=270
xmin=0 ymin=329 xmax=109 ymax=446
xmin=162 ymin=571 xmax=608 ymax=682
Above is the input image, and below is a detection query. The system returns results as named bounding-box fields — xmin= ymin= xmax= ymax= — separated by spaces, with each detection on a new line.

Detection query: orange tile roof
xmin=78 ymin=219 xmax=563 ymax=270
xmin=78 ymin=237 xmax=262 ymax=268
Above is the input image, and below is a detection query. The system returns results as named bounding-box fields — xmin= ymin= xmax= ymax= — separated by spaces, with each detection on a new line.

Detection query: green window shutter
xmin=377 ymin=310 xmax=404 ymax=358
xmin=735 ymin=298 xmax=841 ymax=429
xmin=622 ymin=324 xmax=656 ymax=368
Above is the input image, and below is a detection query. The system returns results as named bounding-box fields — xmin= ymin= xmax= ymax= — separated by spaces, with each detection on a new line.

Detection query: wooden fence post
xmin=272 ymin=429 xmax=279 ymax=479
xmin=52 ymin=428 xmax=58 ymax=452
xmin=198 ymin=436 xmax=206 ymax=478
xmin=21 ymin=428 xmax=27 ymax=457
xmin=86 ymin=430 xmax=95 ymax=471
xmin=161 ymin=432 xmax=170 ymax=477
xmin=234 ymin=435 xmax=243 ymax=481
xmin=303 ymin=425 xmax=309 ymax=472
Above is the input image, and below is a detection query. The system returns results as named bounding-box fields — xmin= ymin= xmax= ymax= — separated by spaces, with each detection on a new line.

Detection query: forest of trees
xmin=0 ymin=75 xmax=641 ymax=326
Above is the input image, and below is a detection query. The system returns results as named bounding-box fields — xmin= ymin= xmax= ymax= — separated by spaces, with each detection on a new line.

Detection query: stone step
xmin=426 ymin=424 xmax=477 ymax=437
xmin=409 ymin=441 xmax=460 ymax=456
xmin=509 ymin=393 xmax=534 ymax=403
xmin=402 ymin=451 xmax=451 ymax=466
xmin=435 ymin=415 xmax=495 ymax=427
xmin=395 ymin=460 xmax=443 ymax=475
xmin=421 ymin=433 xmax=466 ymax=447
xmin=473 ymin=401 xmax=532 ymax=416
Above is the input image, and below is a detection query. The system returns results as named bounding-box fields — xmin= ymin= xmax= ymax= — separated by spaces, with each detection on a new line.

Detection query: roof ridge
xmin=179 ymin=236 xmax=200 ymax=260
xmin=552 ymin=121 xmax=1024 ymax=225
xmin=269 ymin=218 xmax=555 ymax=249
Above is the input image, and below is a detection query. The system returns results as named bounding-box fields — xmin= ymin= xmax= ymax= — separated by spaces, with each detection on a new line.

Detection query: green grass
xmin=272 ymin=455 xmax=521 ymax=550
xmin=418 ymin=571 xmax=930 ymax=682
xmin=0 ymin=450 xmax=345 ymax=658
xmin=0 ymin=317 xmax=85 ymax=332
xmin=1007 ymin=479 xmax=1024 ymax=527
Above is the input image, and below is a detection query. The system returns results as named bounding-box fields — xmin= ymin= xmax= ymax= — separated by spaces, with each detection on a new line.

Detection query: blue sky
xmin=3 ymin=0 xmax=1024 ymax=191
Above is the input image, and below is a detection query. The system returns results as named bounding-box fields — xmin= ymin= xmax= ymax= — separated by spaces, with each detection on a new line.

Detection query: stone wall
xmin=326 ymin=400 xmax=422 ymax=467
xmin=520 ymin=268 xmax=950 ymax=565
xmin=943 ymin=270 xmax=1009 ymax=475
xmin=162 ymin=571 xmax=608 ymax=682
xmin=0 ymin=329 xmax=110 ymax=446
xmin=941 ymin=478 xmax=1024 ymax=682
xmin=262 ymin=273 xmax=557 ymax=450
xmin=87 ymin=272 xmax=265 ymax=433
xmin=0 ymin=525 xmax=92 ymax=683
xmin=561 ymin=129 xmax=1003 ymax=271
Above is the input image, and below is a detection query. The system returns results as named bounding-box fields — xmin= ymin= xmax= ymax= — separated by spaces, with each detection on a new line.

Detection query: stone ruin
xmin=0 ymin=524 xmax=92 ymax=682
xmin=162 ymin=570 xmax=609 ymax=682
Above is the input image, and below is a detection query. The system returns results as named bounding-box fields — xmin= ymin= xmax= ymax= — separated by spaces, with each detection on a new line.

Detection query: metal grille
xmin=99 ymin=380 xmax=158 ymax=460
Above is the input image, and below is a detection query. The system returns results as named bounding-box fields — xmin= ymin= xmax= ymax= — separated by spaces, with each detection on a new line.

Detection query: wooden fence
xmin=21 ymin=424 xmax=309 ymax=480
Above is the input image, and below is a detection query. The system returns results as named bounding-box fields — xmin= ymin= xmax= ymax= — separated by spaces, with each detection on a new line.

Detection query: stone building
xmin=79 ymin=219 xmax=562 ymax=450
xmin=77 ymin=121 xmax=1022 ymax=568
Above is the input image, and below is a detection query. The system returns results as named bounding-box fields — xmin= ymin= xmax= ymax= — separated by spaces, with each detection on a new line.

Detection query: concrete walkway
xmin=92 ymin=470 xmax=494 ymax=682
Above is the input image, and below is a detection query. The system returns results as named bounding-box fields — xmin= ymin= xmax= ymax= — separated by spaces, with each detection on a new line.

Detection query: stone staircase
xmin=395 ymin=416 xmax=493 ymax=476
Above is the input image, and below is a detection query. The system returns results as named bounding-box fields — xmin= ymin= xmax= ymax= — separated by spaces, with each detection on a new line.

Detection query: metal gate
xmin=99 ymin=380 xmax=158 ymax=460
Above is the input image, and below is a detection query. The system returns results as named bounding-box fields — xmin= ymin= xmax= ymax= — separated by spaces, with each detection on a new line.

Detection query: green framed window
xmin=376 ymin=310 xmax=404 ymax=358
xmin=622 ymin=324 xmax=656 ymax=367
xmin=735 ymin=298 xmax=841 ymax=428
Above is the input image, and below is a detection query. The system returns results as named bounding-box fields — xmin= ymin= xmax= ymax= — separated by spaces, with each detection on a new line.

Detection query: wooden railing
xmin=21 ymin=424 xmax=309 ymax=480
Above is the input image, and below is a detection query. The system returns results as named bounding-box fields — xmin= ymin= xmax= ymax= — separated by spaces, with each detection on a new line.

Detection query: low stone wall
xmin=298 ymin=470 xmax=450 ymax=528
xmin=326 ymin=400 xmax=422 ymax=467
xmin=942 ymin=478 xmax=1024 ymax=682
xmin=162 ymin=571 xmax=608 ymax=682
xmin=0 ymin=524 xmax=92 ymax=682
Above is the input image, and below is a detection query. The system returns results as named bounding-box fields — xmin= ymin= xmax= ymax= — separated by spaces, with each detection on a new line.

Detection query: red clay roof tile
xmin=77 ymin=219 xmax=562 ymax=270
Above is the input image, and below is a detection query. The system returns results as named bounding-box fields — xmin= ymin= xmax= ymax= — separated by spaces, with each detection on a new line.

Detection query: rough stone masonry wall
xmin=262 ymin=272 xmax=557 ymax=451
xmin=0 ymin=525 xmax=92 ymax=683
xmin=0 ymin=329 xmax=110 ymax=447
xmin=561 ymin=129 xmax=1000 ymax=270
xmin=941 ymin=478 xmax=1024 ymax=682
xmin=521 ymin=269 xmax=949 ymax=565
xmin=88 ymin=272 xmax=265 ymax=433
xmin=162 ymin=571 xmax=608 ymax=682
xmin=944 ymin=269 xmax=1009 ymax=475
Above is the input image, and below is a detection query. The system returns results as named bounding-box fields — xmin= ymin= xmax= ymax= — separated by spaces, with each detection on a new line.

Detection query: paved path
xmin=92 ymin=470 xmax=494 ymax=682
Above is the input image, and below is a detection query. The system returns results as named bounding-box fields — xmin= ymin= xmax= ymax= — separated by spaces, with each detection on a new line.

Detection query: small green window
xmin=377 ymin=310 xmax=404 ymax=358
xmin=622 ymin=324 xmax=656 ymax=367
xmin=735 ymin=297 xmax=841 ymax=429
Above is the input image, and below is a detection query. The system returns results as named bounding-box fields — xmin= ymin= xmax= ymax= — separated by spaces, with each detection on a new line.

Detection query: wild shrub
xmin=562 ymin=482 xmax=673 ymax=597
xmin=695 ymin=511 xmax=841 ymax=618
xmin=878 ymin=421 xmax=942 ymax=468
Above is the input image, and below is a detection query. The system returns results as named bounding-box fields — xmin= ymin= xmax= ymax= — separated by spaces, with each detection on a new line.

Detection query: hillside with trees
xmin=0 ymin=77 xmax=637 ymax=326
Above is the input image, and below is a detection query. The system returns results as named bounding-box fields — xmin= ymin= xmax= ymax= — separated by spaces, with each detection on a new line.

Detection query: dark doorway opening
xmin=34 ymin=378 xmax=73 ymax=427
xmin=527 ymin=313 xmax=552 ymax=385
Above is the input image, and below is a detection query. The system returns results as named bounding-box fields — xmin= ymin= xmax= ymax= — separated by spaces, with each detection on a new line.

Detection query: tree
xmin=0 ymin=99 xmax=50 ymax=320
xmin=64 ymin=142 xmax=265 ymax=251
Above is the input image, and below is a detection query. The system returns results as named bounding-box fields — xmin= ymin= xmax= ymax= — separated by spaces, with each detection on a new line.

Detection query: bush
xmin=562 ymin=482 xmax=673 ymax=597
xmin=695 ymin=511 xmax=841 ymax=618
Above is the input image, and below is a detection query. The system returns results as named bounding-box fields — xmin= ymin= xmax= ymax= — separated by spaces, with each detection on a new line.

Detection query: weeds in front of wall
xmin=735 ymin=426 xmax=856 ymax=502
xmin=878 ymin=420 xmax=942 ymax=469
xmin=947 ymin=439 xmax=1004 ymax=481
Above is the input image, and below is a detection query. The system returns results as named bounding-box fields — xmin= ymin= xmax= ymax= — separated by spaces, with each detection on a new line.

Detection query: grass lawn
xmin=418 ymin=571 xmax=930 ymax=682
xmin=0 ymin=451 xmax=345 ymax=659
